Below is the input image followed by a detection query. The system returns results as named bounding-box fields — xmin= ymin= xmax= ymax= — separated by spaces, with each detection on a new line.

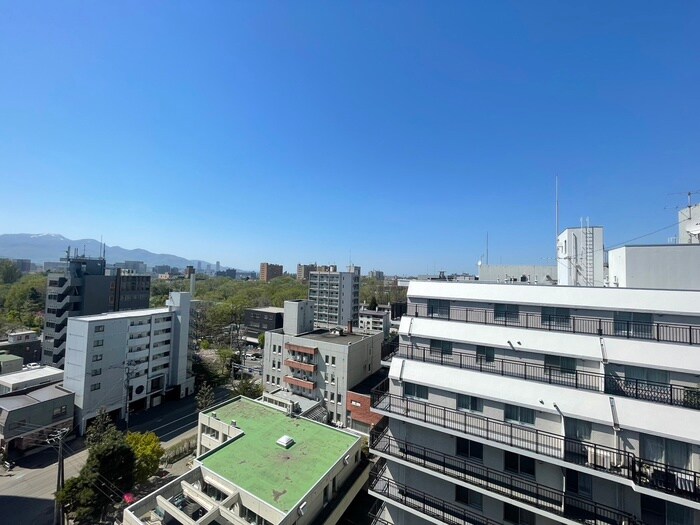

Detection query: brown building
xmin=259 ymin=262 xmax=283 ymax=282
xmin=346 ymin=368 xmax=387 ymax=434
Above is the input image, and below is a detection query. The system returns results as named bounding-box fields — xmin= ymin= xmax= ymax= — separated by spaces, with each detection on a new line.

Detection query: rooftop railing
xmin=371 ymin=380 xmax=700 ymax=502
xmin=391 ymin=343 xmax=700 ymax=410
xmin=408 ymin=303 xmax=700 ymax=345
xmin=370 ymin=428 xmax=640 ymax=525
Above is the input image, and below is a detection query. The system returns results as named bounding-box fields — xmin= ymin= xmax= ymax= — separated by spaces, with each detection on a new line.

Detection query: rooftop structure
xmin=0 ymin=365 xmax=63 ymax=395
xmin=608 ymin=244 xmax=700 ymax=290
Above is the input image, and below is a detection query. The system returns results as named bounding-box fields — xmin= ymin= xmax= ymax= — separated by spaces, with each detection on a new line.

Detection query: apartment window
xmin=476 ymin=345 xmax=494 ymax=363
xmin=337 ymin=394 xmax=342 ymax=405
xmin=504 ymin=404 xmax=535 ymax=425
xmin=324 ymin=373 xmax=329 ymax=383
xmin=427 ymin=298 xmax=450 ymax=318
xmin=614 ymin=311 xmax=653 ymax=338
xmin=266 ymin=374 xmax=270 ymax=383
xmin=456 ymin=438 xmax=483 ymax=461
xmin=625 ymin=366 xmax=669 ymax=385
xmin=325 ymin=355 xmax=329 ymax=364
xmin=331 ymin=356 xmax=336 ymax=366
xmin=92 ymin=354 xmax=103 ymax=362
xmin=404 ymin=382 xmax=428 ymax=400
xmin=430 ymin=339 xmax=452 ymax=357
xmin=564 ymin=418 xmax=592 ymax=440
xmin=94 ymin=325 xmax=105 ymax=333
xmin=504 ymin=451 xmax=535 ymax=476
xmin=91 ymin=368 xmax=102 ymax=377
xmin=544 ymin=354 xmax=576 ymax=374
xmin=494 ymin=303 xmax=519 ymax=322
xmin=640 ymin=434 xmax=690 ymax=469
xmin=52 ymin=405 xmax=68 ymax=418
xmin=566 ymin=469 xmax=593 ymax=499
xmin=541 ymin=306 xmax=570 ymax=328
xmin=331 ymin=374 xmax=335 ymax=384
xmin=641 ymin=496 xmax=693 ymax=525
xmin=457 ymin=394 xmax=483 ymax=412
xmin=93 ymin=339 xmax=104 ymax=347
xmin=330 ymin=392 xmax=335 ymax=402
xmin=504 ymin=503 xmax=535 ymax=525
xmin=91 ymin=383 xmax=101 ymax=391
xmin=455 ymin=486 xmax=482 ymax=510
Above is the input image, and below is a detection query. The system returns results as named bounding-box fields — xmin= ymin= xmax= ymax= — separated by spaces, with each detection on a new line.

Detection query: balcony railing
xmin=368 ymin=500 xmax=392 ymax=525
xmin=284 ymin=358 xmax=317 ymax=373
xmin=408 ymin=303 xmax=700 ymax=345
xmin=392 ymin=343 xmax=700 ymax=410
xmin=371 ymin=381 xmax=700 ymax=502
xmin=283 ymin=375 xmax=315 ymax=390
xmin=370 ymin=428 xmax=639 ymax=525
xmin=284 ymin=343 xmax=316 ymax=355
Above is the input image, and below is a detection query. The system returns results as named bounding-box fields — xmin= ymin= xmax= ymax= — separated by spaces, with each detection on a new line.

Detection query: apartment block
xmin=358 ymin=309 xmax=390 ymax=337
xmin=297 ymin=263 xmax=317 ymax=282
xmin=370 ymin=280 xmax=700 ymax=525
xmin=260 ymin=262 xmax=283 ymax=283
xmin=63 ymin=292 xmax=193 ymax=434
xmin=42 ymin=255 xmax=150 ymax=367
xmin=308 ymin=265 xmax=360 ymax=328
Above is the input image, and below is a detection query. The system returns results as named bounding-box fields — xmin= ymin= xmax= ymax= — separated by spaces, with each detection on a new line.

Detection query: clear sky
xmin=1 ymin=2 xmax=698 ymax=275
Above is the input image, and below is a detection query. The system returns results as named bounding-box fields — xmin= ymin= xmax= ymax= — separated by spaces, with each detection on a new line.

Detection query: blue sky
xmin=1 ymin=2 xmax=698 ymax=275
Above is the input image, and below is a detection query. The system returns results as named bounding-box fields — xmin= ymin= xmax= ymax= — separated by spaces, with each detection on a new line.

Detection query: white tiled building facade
xmin=370 ymin=281 xmax=700 ymax=525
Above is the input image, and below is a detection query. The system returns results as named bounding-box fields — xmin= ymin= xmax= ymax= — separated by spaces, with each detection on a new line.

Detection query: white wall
xmin=608 ymin=245 xmax=700 ymax=290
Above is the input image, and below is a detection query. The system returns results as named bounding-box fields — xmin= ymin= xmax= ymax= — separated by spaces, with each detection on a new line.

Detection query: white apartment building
xmin=64 ymin=292 xmax=194 ymax=434
xmin=308 ymin=265 xmax=360 ymax=328
xmin=358 ymin=309 xmax=391 ymax=337
xmin=370 ymin=280 xmax=700 ymax=525
xmin=264 ymin=300 xmax=383 ymax=425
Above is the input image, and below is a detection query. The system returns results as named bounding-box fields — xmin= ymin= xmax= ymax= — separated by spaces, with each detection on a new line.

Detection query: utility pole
xmin=48 ymin=427 xmax=69 ymax=525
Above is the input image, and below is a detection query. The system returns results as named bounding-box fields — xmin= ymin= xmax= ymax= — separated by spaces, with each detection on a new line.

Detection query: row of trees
xmin=0 ymin=272 xmax=46 ymax=332
xmin=56 ymin=411 xmax=164 ymax=523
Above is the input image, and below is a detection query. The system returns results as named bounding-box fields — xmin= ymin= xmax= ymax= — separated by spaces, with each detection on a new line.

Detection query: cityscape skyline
xmin=1 ymin=3 xmax=699 ymax=275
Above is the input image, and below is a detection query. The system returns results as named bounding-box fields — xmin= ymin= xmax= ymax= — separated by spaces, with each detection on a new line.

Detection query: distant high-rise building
xmin=215 ymin=261 xmax=220 ymax=273
xmin=296 ymin=263 xmax=317 ymax=282
xmin=259 ymin=262 xmax=283 ymax=282
xmin=368 ymin=269 xmax=385 ymax=280
xmin=309 ymin=265 xmax=360 ymax=327
xmin=42 ymin=254 xmax=150 ymax=368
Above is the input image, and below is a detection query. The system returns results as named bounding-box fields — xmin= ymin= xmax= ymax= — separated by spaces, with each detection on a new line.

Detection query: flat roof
xmin=200 ymin=397 xmax=358 ymax=514
xmin=247 ymin=306 xmax=284 ymax=314
xmin=0 ymin=354 xmax=22 ymax=362
xmin=0 ymin=384 xmax=72 ymax=411
xmin=292 ymin=329 xmax=374 ymax=345
xmin=72 ymin=307 xmax=169 ymax=322
xmin=0 ymin=366 xmax=63 ymax=386
xmin=359 ymin=310 xmax=388 ymax=317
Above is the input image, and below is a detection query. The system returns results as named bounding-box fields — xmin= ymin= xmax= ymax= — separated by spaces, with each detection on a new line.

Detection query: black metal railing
xmin=368 ymin=500 xmax=392 ymax=525
xmin=370 ymin=428 xmax=639 ymax=525
xmin=370 ymin=460 xmax=501 ymax=525
xmin=392 ymin=343 xmax=700 ymax=410
xmin=370 ymin=381 xmax=700 ymax=502
xmin=408 ymin=303 xmax=700 ymax=345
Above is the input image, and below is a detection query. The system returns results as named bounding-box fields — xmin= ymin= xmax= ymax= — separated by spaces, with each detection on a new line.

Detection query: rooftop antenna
xmin=486 ymin=232 xmax=489 ymax=265
xmin=555 ymin=174 xmax=559 ymax=255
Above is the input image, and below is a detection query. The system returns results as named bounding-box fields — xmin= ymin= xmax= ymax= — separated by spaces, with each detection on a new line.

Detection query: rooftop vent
xmin=276 ymin=435 xmax=295 ymax=449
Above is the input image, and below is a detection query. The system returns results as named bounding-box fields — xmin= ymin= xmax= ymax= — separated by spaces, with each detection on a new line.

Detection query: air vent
xmin=276 ymin=435 xmax=295 ymax=449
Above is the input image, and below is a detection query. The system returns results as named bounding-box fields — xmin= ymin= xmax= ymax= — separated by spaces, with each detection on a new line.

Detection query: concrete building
xmin=63 ymin=292 xmax=193 ymax=434
xmin=368 ymin=270 xmax=385 ymax=280
xmin=346 ymin=368 xmax=387 ymax=434
xmin=0 ymin=366 xmax=63 ymax=395
xmin=260 ymin=262 xmax=283 ymax=283
xmin=0 ymin=329 xmax=42 ymax=364
xmin=123 ymin=396 xmax=366 ymax=525
xmin=478 ymin=264 xmax=557 ymax=285
xmin=0 ymin=384 xmax=74 ymax=456
xmin=244 ymin=306 xmax=284 ymax=341
xmin=263 ymin=300 xmax=383 ymax=425
xmin=370 ymin=279 xmax=700 ymax=525
xmin=308 ymin=265 xmax=360 ymax=328
xmin=358 ymin=309 xmax=390 ymax=337
xmin=557 ymin=226 xmax=605 ymax=287
xmin=608 ymin=244 xmax=700 ymax=290
xmin=296 ymin=263 xmax=317 ymax=282
xmin=0 ymin=353 xmax=23 ymax=375
xmin=42 ymin=254 xmax=151 ymax=368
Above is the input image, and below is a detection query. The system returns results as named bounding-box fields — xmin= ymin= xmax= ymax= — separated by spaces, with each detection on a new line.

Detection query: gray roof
xmin=0 ymin=384 xmax=73 ymax=411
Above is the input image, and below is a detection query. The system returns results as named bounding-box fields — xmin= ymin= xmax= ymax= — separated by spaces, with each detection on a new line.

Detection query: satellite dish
xmin=686 ymin=222 xmax=700 ymax=236
xmin=477 ymin=260 xmax=482 ymax=266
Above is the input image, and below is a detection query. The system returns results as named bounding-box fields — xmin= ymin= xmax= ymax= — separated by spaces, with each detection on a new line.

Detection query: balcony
xmin=371 ymin=380 xmax=700 ymax=502
xmin=283 ymin=375 xmax=315 ymax=390
xmin=392 ymin=343 xmax=700 ymax=411
xmin=408 ymin=303 xmax=700 ymax=346
xmin=370 ymin=428 xmax=638 ymax=525
xmin=284 ymin=343 xmax=316 ymax=355
xmin=368 ymin=501 xmax=392 ymax=525
xmin=369 ymin=461 xmax=502 ymax=525
xmin=284 ymin=358 xmax=317 ymax=373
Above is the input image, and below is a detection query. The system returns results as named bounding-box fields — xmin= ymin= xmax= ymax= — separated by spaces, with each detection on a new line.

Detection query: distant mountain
xmin=0 ymin=233 xmax=218 ymax=270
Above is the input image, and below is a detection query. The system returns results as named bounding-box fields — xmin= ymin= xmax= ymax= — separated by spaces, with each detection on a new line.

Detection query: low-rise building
xmin=0 ymin=353 xmax=23 ymax=375
xmin=358 ymin=309 xmax=390 ymax=337
xmin=123 ymin=396 xmax=366 ymax=525
xmin=0 ymin=366 xmax=63 ymax=395
xmin=244 ymin=306 xmax=284 ymax=341
xmin=0 ymin=330 xmax=42 ymax=364
xmin=345 ymin=368 xmax=387 ymax=434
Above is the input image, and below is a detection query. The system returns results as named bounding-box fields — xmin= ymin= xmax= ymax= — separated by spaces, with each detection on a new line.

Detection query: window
xmin=456 ymin=438 xmax=483 ymax=460
xmin=91 ymin=368 xmax=102 ymax=376
xmin=476 ymin=345 xmax=494 ymax=363
xmin=325 ymin=355 xmax=329 ymax=364
xmin=544 ymin=354 xmax=576 ymax=374
xmin=91 ymin=383 xmax=101 ymax=391
xmin=504 ymin=503 xmax=535 ymax=525
xmin=95 ymin=325 xmax=105 ymax=333
xmin=92 ymin=354 xmax=103 ymax=362
xmin=52 ymin=405 xmax=67 ymax=418
xmin=337 ymin=394 xmax=342 ymax=405
xmin=430 ymin=339 xmax=452 ymax=357
xmin=625 ymin=366 xmax=669 ymax=385
xmin=93 ymin=339 xmax=104 ymax=347
xmin=427 ymin=298 xmax=450 ymax=318
xmin=566 ymin=469 xmax=592 ymax=499
xmin=331 ymin=356 xmax=336 ymax=366
xmin=541 ymin=307 xmax=570 ymax=329
xmin=457 ymin=394 xmax=483 ymax=412
xmin=331 ymin=374 xmax=335 ymax=384
xmin=330 ymin=392 xmax=335 ymax=402
xmin=640 ymin=434 xmax=690 ymax=469
xmin=266 ymin=374 xmax=270 ymax=383
xmin=405 ymin=382 xmax=428 ymax=400
xmin=504 ymin=404 xmax=535 ymax=425
xmin=564 ymin=418 xmax=592 ymax=440
xmin=455 ymin=486 xmax=482 ymax=510
xmin=614 ymin=311 xmax=653 ymax=338
xmin=504 ymin=451 xmax=535 ymax=476
xmin=494 ymin=303 xmax=519 ymax=322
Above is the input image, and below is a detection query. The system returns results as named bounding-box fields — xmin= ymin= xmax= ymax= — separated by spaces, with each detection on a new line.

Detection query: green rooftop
xmin=200 ymin=397 xmax=359 ymax=514
xmin=0 ymin=354 xmax=21 ymax=362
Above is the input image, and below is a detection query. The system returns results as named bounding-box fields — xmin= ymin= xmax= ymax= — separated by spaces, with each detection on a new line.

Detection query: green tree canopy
xmin=233 ymin=377 xmax=263 ymax=399
xmin=0 ymin=260 xmax=21 ymax=284
xmin=85 ymin=408 xmax=122 ymax=448
xmin=196 ymin=381 xmax=215 ymax=411
xmin=125 ymin=431 xmax=164 ymax=484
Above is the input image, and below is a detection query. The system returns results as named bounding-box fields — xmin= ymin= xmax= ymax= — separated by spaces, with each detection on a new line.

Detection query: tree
xmin=216 ymin=347 xmax=234 ymax=374
xmin=258 ymin=333 xmax=265 ymax=349
xmin=368 ymin=295 xmax=379 ymax=311
xmin=233 ymin=377 xmax=263 ymax=399
xmin=0 ymin=260 xmax=21 ymax=284
xmin=196 ymin=381 xmax=215 ymax=411
xmin=125 ymin=431 xmax=164 ymax=484
xmin=85 ymin=408 xmax=122 ymax=448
